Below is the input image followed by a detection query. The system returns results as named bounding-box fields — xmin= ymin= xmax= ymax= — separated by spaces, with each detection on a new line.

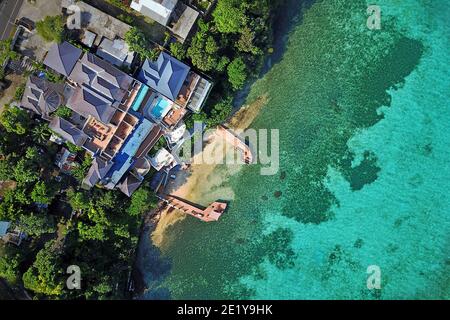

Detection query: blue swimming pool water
xmin=131 ymin=85 xmax=149 ymax=112
xmin=150 ymin=98 xmax=171 ymax=120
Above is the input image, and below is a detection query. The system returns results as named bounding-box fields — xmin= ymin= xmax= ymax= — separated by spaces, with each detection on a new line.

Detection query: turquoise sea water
xmin=139 ymin=0 xmax=450 ymax=299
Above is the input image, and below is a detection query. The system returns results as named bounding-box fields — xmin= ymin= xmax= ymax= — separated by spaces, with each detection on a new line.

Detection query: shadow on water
xmin=133 ymin=223 xmax=173 ymax=299
xmin=262 ymin=0 xmax=316 ymax=75
xmin=234 ymin=0 xmax=316 ymax=107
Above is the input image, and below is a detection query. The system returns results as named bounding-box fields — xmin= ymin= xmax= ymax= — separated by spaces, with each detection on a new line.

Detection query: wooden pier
xmin=159 ymin=194 xmax=227 ymax=222
xmin=216 ymin=125 xmax=254 ymax=164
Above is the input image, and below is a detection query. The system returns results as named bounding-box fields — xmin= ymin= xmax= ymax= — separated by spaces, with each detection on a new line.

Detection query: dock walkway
xmin=159 ymin=194 xmax=227 ymax=222
xmin=215 ymin=125 xmax=254 ymax=164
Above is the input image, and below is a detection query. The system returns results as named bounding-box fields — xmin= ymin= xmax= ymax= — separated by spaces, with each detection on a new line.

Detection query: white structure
xmin=0 ymin=221 xmax=26 ymax=246
xmin=0 ymin=221 xmax=11 ymax=238
xmin=150 ymin=148 xmax=176 ymax=171
xmin=96 ymin=38 xmax=135 ymax=68
xmin=130 ymin=0 xmax=177 ymax=26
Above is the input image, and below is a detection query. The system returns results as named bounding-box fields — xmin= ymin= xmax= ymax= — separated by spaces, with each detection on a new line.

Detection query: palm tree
xmin=32 ymin=123 xmax=51 ymax=145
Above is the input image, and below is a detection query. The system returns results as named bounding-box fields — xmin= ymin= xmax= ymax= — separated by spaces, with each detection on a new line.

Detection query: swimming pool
xmin=150 ymin=97 xmax=171 ymax=120
xmin=131 ymin=85 xmax=149 ymax=112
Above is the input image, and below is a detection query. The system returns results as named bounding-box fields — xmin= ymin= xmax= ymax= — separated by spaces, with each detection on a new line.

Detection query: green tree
xmin=0 ymin=250 xmax=21 ymax=284
xmin=125 ymin=27 xmax=155 ymax=60
xmin=0 ymin=189 xmax=24 ymax=220
xmin=25 ymin=146 xmax=39 ymax=160
xmin=169 ymin=42 xmax=186 ymax=60
xmin=0 ymin=159 xmax=12 ymax=181
xmin=127 ymin=188 xmax=158 ymax=216
xmin=54 ymin=106 xmax=72 ymax=119
xmin=44 ymin=69 xmax=64 ymax=83
xmin=227 ymin=57 xmax=248 ymax=90
xmin=187 ymin=35 xmax=218 ymax=72
xmin=185 ymin=111 xmax=208 ymax=129
xmin=117 ymin=13 xmax=133 ymax=24
xmin=207 ymin=98 xmax=233 ymax=128
xmin=213 ymin=0 xmax=245 ymax=33
xmin=14 ymin=186 xmax=32 ymax=205
xmin=77 ymin=221 xmax=107 ymax=241
xmin=14 ymin=84 xmax=25 ymax=101
xmin=216 ymin=56 xmax=230 ymax=73
xmin=66 ymin=189 xmax=90 ymax=212
xmin=13 ymin=158 xmax=39 ymax=185
xmin=18 ymin=213 xmax=55 ymax=236
xmin=72 ymin=154 xmax=92 ymax=182
xmin=32 ymin=123 xmax=51 ymax=145
xmin=236 ymin=26 xmax=261 ymax=55
xmin=0 ymin=38 xmax=19 ymax=64
xmin=22 ymin=241 xmax=64 ymax=296
xmin=187 ymin=20 xmax=220 ymax=72
xmin=36 ymin=15 xmax=65 ymax=43
xmin=91 ymin=277 xmax=113 ymax=299
xmin=31 ymin=181 xmax=55 ymax=205
xmin=0 ymin=104 xmax=31 ymax=135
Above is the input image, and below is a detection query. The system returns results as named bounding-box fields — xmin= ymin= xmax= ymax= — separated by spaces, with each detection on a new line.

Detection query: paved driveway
xmin=0 ymin=0 xmax=24 ymax=40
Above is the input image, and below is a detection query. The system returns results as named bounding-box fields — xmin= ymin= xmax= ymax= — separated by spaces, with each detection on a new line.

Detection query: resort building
xmin=0 ymin=221 xmax=26 ymax=246
xmin=20 ymin=40 xmax=211 ymax=197
xmin=96 ymin=38 xmax=135 ymax=68
xmin=130 ymin=0 xmax=199 ymax=43
xmin=54 ymin=147 xmax=79 ymax=175
xmin=136 ymin=52 xmax=212 ymax=129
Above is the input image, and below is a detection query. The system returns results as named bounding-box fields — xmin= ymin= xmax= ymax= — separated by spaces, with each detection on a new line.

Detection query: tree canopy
xmin=227 ymin=57 xmax=247 ymax=90
xmin=0 ymin=38 xmax=19 ymax=64
xmin=213 ymin=0 xmax=246 ymax=34
xmin=19 ymin=213 xmax=55 ymax=236
xmin=22 ymin=241 xmax=64 ymax=296
xmin=128 ymin=188 xmax=158 ymax=216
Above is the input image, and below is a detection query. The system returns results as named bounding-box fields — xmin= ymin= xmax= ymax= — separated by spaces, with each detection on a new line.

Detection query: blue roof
xmin=0 ymin=221 xmax=11 ymax=237
xmin=108 ymin=118 xmax=155 ymax=185
xmin=137 ymin=52 xmax=190 ymax=101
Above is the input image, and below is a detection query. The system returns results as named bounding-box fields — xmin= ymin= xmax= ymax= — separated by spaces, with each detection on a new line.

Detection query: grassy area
xmin=84 ymin=0 xmax=166 ymax=44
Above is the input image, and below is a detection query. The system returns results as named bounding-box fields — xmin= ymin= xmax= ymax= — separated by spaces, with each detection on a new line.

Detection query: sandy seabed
xmin=151 ymin=94 xmax=269 ymax=247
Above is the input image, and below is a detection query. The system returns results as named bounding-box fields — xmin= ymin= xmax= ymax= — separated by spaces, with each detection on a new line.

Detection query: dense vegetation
xmin=0 ymin=0 xmax=286 ymax=300
xmin=181 ymin=0 xmax=286 ymax=127
xmin=124 ymin=27 xmax=160 ymax=60
xmin=0 ymin=106 xmax=157 ymax=299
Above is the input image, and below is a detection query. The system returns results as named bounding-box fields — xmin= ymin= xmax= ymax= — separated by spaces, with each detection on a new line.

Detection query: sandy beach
xmin=151 ymin=94 xmax=269 ymax=247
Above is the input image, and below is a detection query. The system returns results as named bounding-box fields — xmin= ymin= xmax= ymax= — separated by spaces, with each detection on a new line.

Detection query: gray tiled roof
xmin=82 ymin=157 xmax=114 ymax=188
xmin=49 ymin=116 xmax=89 ymax=146
xmin=67 ymin=84 xmax=117 ymax=123
xmin=117 ymin=174 xmax=142 ymax=197
xmin=137 ymin=52 xmax=190 ymax=101
xmin=21 ymin=76 xmax=62 ymax=120
xmin=43 ymin=42 xmax=82 ymax=76
xmin=96 ymin=38 xmax=133 ymax=67
xmin=70 ymin=53 xmax=133 ymax=102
